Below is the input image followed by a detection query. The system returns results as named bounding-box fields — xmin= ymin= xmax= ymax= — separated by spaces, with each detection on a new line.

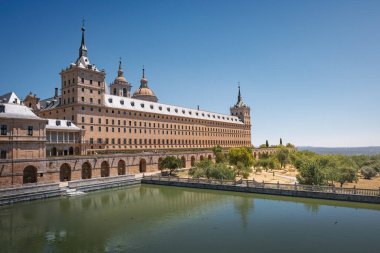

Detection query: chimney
xmin=54 ymin=88 xmax=58 ymax=97
xmin=197 ymin=105 xmax=200 ymax=110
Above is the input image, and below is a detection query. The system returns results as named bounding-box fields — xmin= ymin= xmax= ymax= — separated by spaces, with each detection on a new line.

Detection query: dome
xmin=133 ymin=87 xmax=155 ymax=97
xmin=115 ymin=76 xmax=127 ymax=83
xmin=132 ymin=67 xmax=158 ymax=102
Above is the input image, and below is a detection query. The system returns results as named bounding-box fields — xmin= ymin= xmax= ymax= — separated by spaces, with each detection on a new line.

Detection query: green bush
xmin=360 ymin=166 xmax=377 ymax=179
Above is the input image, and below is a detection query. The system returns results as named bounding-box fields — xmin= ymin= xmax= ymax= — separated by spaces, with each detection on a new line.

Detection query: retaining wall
xmin=141 ymin=178 xmax=380 ymax=204
xmin=0 ymin=183 xmax=62 ymax=205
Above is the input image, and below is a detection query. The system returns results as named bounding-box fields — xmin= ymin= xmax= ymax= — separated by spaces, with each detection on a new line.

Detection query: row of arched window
xmin=21 ymin=155 xmax=212 ymax=184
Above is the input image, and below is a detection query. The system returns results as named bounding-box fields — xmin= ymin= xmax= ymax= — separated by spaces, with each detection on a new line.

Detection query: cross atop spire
xmin=79 ymin=19 xmax=87 ymax=58
xmin=142 ymin=65 xmax=145 ymax=78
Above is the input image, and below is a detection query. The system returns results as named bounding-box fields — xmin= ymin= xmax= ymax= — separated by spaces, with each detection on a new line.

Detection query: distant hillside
xmin=297 ymin=146 xmax=380 ymax=156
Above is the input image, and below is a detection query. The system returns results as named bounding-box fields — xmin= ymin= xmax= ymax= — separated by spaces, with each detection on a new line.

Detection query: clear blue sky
xmin=0 ymin=0 xmax=379 ymax=147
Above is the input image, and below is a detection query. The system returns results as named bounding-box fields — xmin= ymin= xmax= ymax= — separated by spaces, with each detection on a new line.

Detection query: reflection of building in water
xmin=0 ymin=186 xmax=241 ymax=252
xmin=234 ymin=197 xmax=255 ymax=227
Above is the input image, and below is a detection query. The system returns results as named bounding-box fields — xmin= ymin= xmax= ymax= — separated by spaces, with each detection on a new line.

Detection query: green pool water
xmin=1 ymin=185 xmax=379 ymax=253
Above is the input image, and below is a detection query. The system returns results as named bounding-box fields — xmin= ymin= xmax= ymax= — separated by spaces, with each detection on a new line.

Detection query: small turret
xmin=109 ymin=58 xmax=132 ymax=97
xmin=132 ymin=67 xmax=158 ymax=102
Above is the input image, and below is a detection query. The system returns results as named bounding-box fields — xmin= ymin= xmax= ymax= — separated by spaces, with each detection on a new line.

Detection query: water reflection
xmin=303 ymin=202 xmax=320 ymax=214
xmin=234 ymin=197 xmax=254 ymax=227
xmin=0 ymin=185 xmax=379 ymax=253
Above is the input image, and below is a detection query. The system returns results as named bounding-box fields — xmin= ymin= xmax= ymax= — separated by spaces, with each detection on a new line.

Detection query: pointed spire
xmin=118 ymin=57 xmax=123 ymax=77
xmin=140 ymin=65 xmax=148 ymax=88
xmin=79 ymin=18 xmax=87 ymax=58
xmin=234 ymin=82 xmax=246 ymax=107
xmin=237 ymin=82 xmax=242 ymax=103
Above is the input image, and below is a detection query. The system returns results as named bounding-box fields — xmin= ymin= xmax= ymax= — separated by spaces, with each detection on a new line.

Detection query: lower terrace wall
xmin=0 ymin=150 xmax=214 ymax=188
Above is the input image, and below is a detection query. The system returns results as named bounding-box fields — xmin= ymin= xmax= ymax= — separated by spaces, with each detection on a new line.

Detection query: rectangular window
xmin=90 ymin=80 xmax=93 ymax=85
xmin=81 ymin=97 xmax=85 ymax=102
xmin=81 ymin=78 xmax=84 ymax=83
xmin=27 ymin=126 xmax=33 ymax=136
xmin=90 ymin=138 xmax=94 ymax=144
xmin=82 ymin=117 xmax=85 ymax=123
xmin=0 ymin=125 xmax=7 ymax=135
xmin=0 ymin=150 xmax=6 ymax=159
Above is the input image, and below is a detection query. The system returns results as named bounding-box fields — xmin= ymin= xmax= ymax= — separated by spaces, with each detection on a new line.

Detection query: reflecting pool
xmin=1 ymin=185 xmax=379 ymax=253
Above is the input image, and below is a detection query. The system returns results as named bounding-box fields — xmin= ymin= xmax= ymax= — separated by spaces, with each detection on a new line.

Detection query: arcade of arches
xmin=13 ymin=152 xmax=214 ymax=186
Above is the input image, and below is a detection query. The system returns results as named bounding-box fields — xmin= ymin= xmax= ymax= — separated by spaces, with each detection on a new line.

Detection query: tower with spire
xmin=56 ymin=22 xmax=106 ymax=124
xmin=132 ymin=67 xmax=158 ymax=102
xmin=230 ymin=83 xmax=251 ymax=126
xmin=109 ymin=59 xmax=132 ymax=97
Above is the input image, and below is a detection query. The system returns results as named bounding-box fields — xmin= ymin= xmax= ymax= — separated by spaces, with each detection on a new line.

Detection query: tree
xmin=188 ymin=159 xmax=213 ymax=178
xmin=280 ymin=138 xmax=283 ymax=146
xmin=235 ymin=161 xmax=252 ymax=179
xmin=286 ymin=143 xmax=295 ymax=148
xmin=212 ymin=145 xmax=226 ymax=164
xmin=255 ymin=157 xmax=278 ymax=171
xmin=228 ymin=147 xmax=254 ymax=175
xmin=296 ymin=160 xmax=327 ymax=185
xmin=360 ymin=166 xmax=377 ymax=179
xmin=265 ymin=140 xmax=269 ymax=148
xmin=188 ymin=160 xmax=235 ymax=180
xmin=208 ymin=163 xmax=236 ymax=180
xmin=160 ymin=156 xmax=182 ymax=175
xmin=336 ymin=167 xmax=357 ymax=187
xmin=276 ymin=147 xmax=289 ymax=169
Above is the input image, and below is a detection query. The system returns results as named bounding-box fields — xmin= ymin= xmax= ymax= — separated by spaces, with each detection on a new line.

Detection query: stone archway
xmin=101 ymin=161 xmax=110 ymax=177
xmin=158 ymin=157 xmax=163 ymax=170
xmin=60 ymin=163 xmax=71 ymax=182
xmin=118 ymin=160 xmax=126 ymax=175
xmin=181 ymin=156 xmax=186 ymax=168
xmin=23 ymin=166 xmax=37 ymax=184
xmin=82 ymin=162 xmax=92 ymax=179
xmin=139 ymin=159 xmax=147 ymax=173
xmin=191 ymin=156 xmax=195 ymax=166
xmin=200 ymin=155 xmax=204 ymax=161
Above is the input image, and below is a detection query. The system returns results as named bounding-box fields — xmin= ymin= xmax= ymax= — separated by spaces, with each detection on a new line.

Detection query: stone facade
xmin=0 ymin=151 xmax=214 ymax=187
xmin=0 ymin=25 xmax=253 ymax=188
xmin=32 ymin=26 xmax=252 ymax=154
